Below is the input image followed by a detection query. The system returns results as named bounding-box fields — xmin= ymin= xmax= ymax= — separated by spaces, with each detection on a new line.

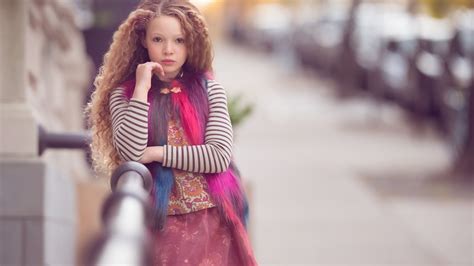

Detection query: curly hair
xmin=85 ymin=0 xmax=214 ymax=176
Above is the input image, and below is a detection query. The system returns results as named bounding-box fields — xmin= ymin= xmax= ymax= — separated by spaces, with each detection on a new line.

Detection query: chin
xmin=166 ymin=67 xmax=181 ymax=75
xmin=163 ymin=66 xmax=176 ymax=71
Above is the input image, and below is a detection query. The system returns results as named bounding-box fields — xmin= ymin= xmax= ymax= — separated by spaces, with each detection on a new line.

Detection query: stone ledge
xmin=0 ymin=219 xmax=23 ymax=265
xmin=0 ymin=159 xmax=76 ymax=223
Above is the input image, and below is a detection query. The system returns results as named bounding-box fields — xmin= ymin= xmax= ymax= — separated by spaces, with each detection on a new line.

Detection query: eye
xmin=152 ymin=37 xmax=162 ymax=42
xmin=176 ymin=38 xmax=185 ymax=44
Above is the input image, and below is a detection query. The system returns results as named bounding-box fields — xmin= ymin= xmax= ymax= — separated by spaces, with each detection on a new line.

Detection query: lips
xmin=161 ymin=59 xmax=175 ymax=65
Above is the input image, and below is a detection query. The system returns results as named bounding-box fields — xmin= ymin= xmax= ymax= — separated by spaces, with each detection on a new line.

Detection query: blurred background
xmin=0 ymin=0 xmax=472 ymax=265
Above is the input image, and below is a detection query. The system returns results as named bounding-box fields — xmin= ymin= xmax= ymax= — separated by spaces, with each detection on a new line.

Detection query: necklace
xmin=160 ymin=86 xmax=181 ymax=94
xmin=159 ymin=70 xmax=183 ymax=94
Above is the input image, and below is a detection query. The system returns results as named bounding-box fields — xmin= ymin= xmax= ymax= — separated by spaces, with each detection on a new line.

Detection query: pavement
xmin=212 ymin=39 xmax=474 ymax=266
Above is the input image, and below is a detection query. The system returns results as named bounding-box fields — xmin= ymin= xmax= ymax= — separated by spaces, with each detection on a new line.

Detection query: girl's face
xmin=143 ymin=15 xmax=187 ymax=80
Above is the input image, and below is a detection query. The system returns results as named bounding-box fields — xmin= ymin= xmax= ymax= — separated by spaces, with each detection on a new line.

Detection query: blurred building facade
xmin=0 ymin=0 xmax=91 ymax=264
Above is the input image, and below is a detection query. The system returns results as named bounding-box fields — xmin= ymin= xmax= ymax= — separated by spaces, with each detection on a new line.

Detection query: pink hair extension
xmin=206 ymin=170 xmax=245 ymax=218
xmin=121 ymin=79 xmax=135 ymax=99
xmin=170 ymin=80 xmax=204 ymax=145
xmin=219 ymin=188 xmax=257 ymax=265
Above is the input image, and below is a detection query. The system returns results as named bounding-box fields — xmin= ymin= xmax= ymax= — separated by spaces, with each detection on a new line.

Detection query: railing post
xmin=37 ymin=125 xmax=91 ymax=155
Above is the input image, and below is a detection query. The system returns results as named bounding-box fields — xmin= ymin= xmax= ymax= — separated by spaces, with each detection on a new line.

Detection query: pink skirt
xmin=153 ymin=207 xmax=257 ymax=265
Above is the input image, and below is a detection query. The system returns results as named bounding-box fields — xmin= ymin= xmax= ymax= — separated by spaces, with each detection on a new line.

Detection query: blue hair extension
xmin=152 ymin=164 xmax=174 ymax=230
xmin=122 ymin=77 xmax=175 ymax=230
xmin=240 ymin=194 xmax=249 ymax=229
xmin=149 ymin=85 xmax=175 ymax=230
xmin=230 ymin=161 xmax=250 ymax=228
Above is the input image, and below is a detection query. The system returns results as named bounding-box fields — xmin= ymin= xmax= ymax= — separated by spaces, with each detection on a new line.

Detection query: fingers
xmin=153 ymin=63 xmax=165 ymax=78
xmin=137 ymin=62 xmax=166 ymax=81
xmin=147 ymin=62 xmax=165 ymax=77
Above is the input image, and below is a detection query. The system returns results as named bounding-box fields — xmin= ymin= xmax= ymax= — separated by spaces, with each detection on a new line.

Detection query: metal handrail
xmin=38 ymin=125 xmax=91 ymax=155
xmin=86 ymin=161 xmax=154 ymax=266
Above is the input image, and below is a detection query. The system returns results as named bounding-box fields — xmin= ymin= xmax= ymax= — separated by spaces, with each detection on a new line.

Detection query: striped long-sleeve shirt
xmin=109 ymin=80 xmax=233 ymax=174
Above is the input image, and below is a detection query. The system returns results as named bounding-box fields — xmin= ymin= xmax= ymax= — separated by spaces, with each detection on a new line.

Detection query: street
xmin=213 ymin=39 xmax=473 ymax=266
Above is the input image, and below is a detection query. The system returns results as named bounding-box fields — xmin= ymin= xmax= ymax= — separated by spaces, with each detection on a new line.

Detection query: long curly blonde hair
xmin=86 ymin=0 xmax=214 ymax=177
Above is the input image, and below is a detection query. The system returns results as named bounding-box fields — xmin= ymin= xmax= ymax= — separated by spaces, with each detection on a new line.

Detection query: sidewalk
xmin=213 ymin=40 xmax=473 ymax=265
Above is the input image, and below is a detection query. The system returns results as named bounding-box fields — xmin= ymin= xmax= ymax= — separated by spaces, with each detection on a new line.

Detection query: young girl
xmin=87 ymin=0 xmax=257 ymax=265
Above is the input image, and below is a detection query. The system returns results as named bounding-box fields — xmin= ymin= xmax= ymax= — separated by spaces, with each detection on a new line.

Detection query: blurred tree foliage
xmin=227 ymin=94 xmax=254 ymax=128
xmin=420 ymin=0 xmax=474 ymax=18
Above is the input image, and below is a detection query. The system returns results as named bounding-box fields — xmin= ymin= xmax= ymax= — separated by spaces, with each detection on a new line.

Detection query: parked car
xmin=293 ymin=20 xmax=321 ymax=69
xmin=350 ymin=4 xmax=417 ymax=96
xmin=293 ymin=5 xmax=349 ymax=76
xmin=439 ymin=11 xmax=474 ymax=158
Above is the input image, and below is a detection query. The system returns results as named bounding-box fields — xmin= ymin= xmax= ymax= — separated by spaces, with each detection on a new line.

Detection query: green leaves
xmin=227 ymin=93 xmax=254 ymax=128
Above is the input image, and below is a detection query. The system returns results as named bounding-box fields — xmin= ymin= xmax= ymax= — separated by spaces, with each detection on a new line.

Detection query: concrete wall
xmin=0 ymin=0 xmax=92 ymax=264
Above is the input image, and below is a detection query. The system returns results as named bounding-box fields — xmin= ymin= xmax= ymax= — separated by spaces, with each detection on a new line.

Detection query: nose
xmin=163 ymin=41 xmax=174 ymax=55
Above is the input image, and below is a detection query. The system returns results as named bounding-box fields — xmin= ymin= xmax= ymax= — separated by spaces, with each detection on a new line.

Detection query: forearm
xmin=131 ymin=85 xmax=149 ymax=103
xmin=110 ymin=88 xmax=149 ymax=161
xmin=162 ymin=142 xmax=232 ymax=173
xmin=138 ymin=146 xmax=164 ymax=164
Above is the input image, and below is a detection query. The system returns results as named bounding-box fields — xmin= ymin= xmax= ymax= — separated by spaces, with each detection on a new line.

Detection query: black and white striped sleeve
xmin=109 ymin=87 xmax=149 ymax=162
xmin=162 ymin=80 xmax=234 ymax=173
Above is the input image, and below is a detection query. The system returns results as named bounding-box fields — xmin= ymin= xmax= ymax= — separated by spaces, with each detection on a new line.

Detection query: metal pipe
xmin=38 ymin=125 xmax=91 ymax=155
xmin=86 ymin=162 xmax=154 ymax=266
